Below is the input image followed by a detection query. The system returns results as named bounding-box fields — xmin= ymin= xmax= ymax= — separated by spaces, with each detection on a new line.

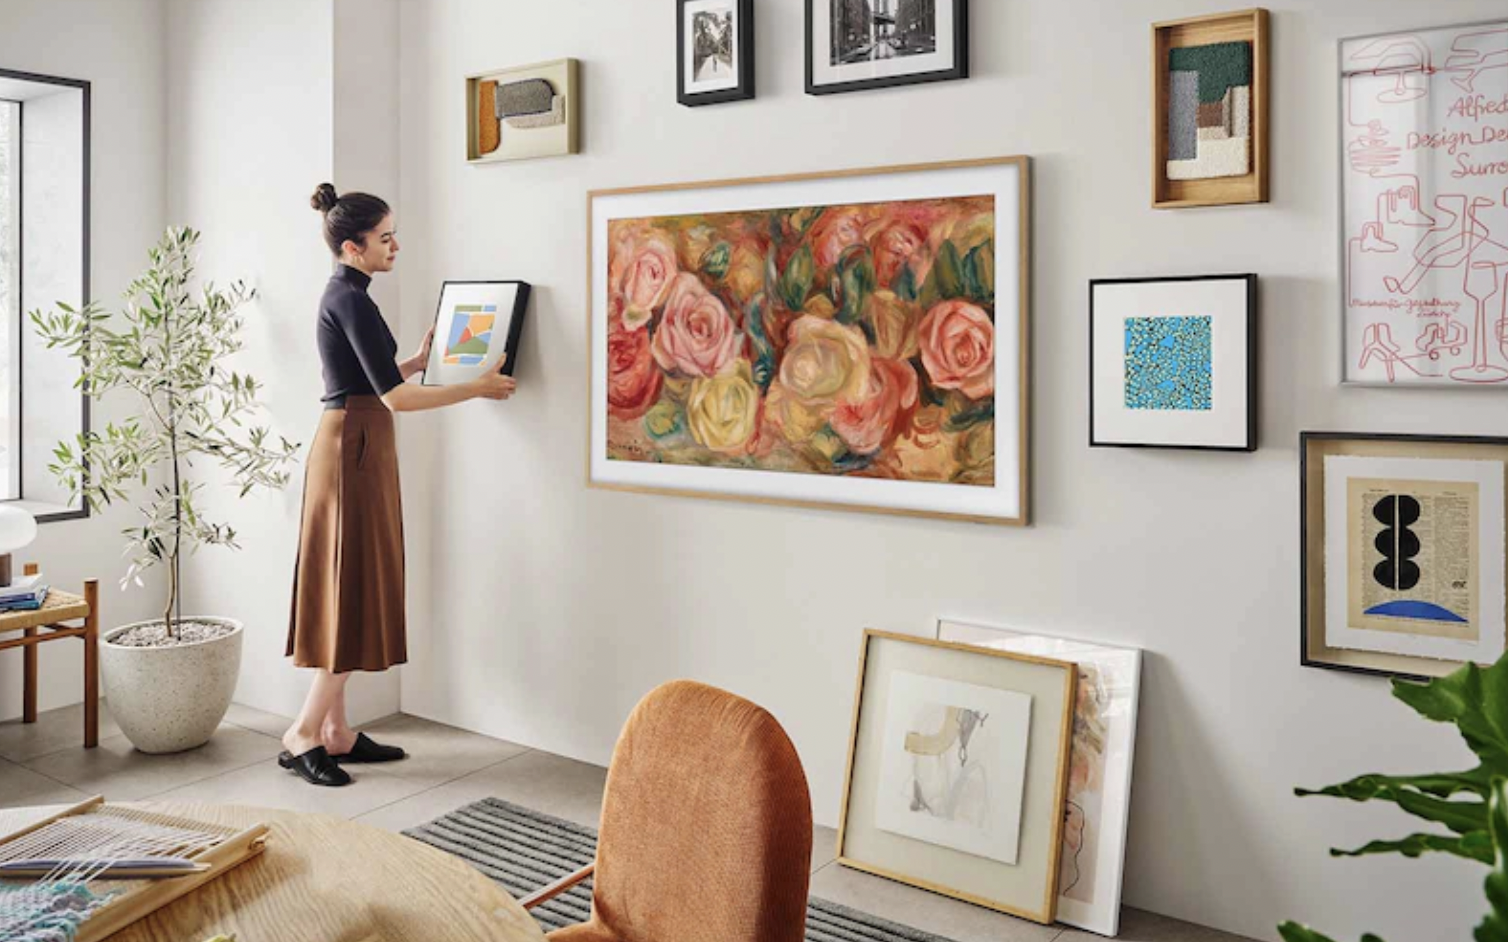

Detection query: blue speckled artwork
xmin=1125 ymin=316 xmax=1213 ymax=411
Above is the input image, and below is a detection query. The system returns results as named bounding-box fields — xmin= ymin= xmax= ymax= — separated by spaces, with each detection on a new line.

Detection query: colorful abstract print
xmin=1166 ymin=41 xmax=1252 ymax=180
xmin=1124 ymin=316 xmax=1213 ymax=411
xmin=443 ymin=306 xmax=496 ymax=366
xmin=605 ymin=196 xmax=997 ymax=486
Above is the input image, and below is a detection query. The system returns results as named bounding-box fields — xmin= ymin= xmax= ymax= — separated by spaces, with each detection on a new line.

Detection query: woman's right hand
xmin=469 ymin=358 xmax=517 ymax=401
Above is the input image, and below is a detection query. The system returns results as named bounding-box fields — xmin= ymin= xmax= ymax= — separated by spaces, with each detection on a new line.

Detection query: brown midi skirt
xmin=287 ymin=396 xmax=407 ymax=673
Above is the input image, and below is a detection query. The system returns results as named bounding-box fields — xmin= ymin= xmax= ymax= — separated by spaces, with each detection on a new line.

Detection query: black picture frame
xmin=420 ymin=280 xmax=531 ymax=385
xmin=677 ymin=0 xmax=755 ymax=107
xmin=0 ymin=68 xmax=91 ymax=524
xmin=1299 ymin=431 xmax=1508 ymax=682
xmin=806 ymin=0 xmax=968 ymax=96
xmin=1088 ymin=273 xmax=1258 ymax=452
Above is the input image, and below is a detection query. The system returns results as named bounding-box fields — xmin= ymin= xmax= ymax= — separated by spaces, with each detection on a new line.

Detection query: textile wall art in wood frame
xmin=1152 ymin=8 xmax=1269 ymax=209
xmin=587 ymin=156 xmax=1031 ymax=525
xmin=836 ymin=630 xmax=1077 ymax=924
xmin=1301 ymin=431 xmax=1508 ymax=681
xmin=466 ymin=58 xmax=579 ymax=163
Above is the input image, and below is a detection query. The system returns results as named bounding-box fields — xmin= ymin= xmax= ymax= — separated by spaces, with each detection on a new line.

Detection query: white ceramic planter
xmin=101 ymin=618 xmax=243 ymax=754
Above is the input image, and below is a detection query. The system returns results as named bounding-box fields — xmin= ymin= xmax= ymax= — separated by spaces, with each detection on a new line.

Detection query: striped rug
xmin=404 ymin=797 xmax=961 ymax=941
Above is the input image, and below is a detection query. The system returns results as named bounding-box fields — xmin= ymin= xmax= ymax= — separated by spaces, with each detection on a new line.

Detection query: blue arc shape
xmin=1364 ymin=600 xmax=1469 ymax=624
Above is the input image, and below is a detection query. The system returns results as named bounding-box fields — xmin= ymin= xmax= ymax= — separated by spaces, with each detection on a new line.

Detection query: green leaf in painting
xmin=944 ymin=399 xmax=995 ymax=433
xmin=933 ymin=241 xmax=964 ymax=301
xmin=894 ymin=264 xmax=919 ymax=303
xmin=779 ymin=245 xmax=815 ymax=312
xmin=644 ymin=400 xmax=683 ymax=440
xmin=700 ymin=242 xmax=732 ymax=281
xmin=835 ymin=250 xmax=876 ymax=326
xmin=963 ymin=239 xmax=995 ymax=303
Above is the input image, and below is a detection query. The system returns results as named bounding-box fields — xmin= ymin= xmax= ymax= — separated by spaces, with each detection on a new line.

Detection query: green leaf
xmin=1393 ymin=661 xmax=1508 ymax=775
xmin=1477 ymin=779 xmax=1508 ymax=942
xmin=933 ymin=241 xmax=964 ymax=301
xmin=1297 ymin=769 xmax=1496 ymax=801
xmin=963 ymin=239 xmax=995 ymax=303
xmin=700 ymin=242 xmax=732 ymax=280
xmin=944 ymin=400 xmax=995 ymax=432
xmin=894 ymin=265 xmax=919 ymax=303
xmin=1276 ymin=925 xmax=1344 ymax=942
xmin=835 ymin=250 xmax=876 ymax=326
xmin=1331 ymin=831 xmax=1493 ymax=864
xmin=779 ymin=245 xmax=815 ymax=312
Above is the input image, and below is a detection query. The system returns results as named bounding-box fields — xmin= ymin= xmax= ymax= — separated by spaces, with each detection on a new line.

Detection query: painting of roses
xmin=590 ymin=158 xmax=1029 ymax=524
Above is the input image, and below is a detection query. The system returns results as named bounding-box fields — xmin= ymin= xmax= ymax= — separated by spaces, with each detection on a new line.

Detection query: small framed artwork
xmin=678 ymin=0 xmax=754 ymax=107
xmin=837 ymin=630 xmax=1076 ymax=924
xmin=1301 ymin=432 xmax=1508 ymax=680
xmin=466 ymin=58 xmax=579 ymax=163
xmin=806 ymin=0 xmax=968 ymax=96
xmin=1090 ymin=274 xmax=1258 ymax=451
xmin=938 ymin=620 xmax=1141 ymax=938
xmin=1152 ymin=9 xmax=1269 ymax=209
xmin=422 ymin=281 xmax=531 ymax=385
xmin=1341 ymin=19 xmax=1508 ymax=388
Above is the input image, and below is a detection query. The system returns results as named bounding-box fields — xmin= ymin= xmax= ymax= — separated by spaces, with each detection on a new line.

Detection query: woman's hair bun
xmin=310 ymin=183 xmax=339 ymax=214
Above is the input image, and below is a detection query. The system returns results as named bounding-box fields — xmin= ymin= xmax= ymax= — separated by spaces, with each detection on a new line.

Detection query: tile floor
xmin=0 ymin=702 xmax=1254 ymax=942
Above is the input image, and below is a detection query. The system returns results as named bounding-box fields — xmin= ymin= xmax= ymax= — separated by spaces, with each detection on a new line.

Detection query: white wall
xmin=395 ymin=2 xmax=1506 ymax=940
xmin=0 ymin=0 xmax=168 ymax=717
xmin=168 ymin=0 xmax=404 ymax=725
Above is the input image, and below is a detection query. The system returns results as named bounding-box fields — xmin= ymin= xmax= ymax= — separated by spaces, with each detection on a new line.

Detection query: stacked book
xmin=0 ymin=574 xmax=49 ymax=612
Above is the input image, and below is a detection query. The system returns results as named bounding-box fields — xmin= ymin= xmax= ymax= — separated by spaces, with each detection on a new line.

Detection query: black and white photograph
xmin=678 ymin=0 xmax=755 ymax=107
xmin=807 ymin=0 xmax=966 ymax=95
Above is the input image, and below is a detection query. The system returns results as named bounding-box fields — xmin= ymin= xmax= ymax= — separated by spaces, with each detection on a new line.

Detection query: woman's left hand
xmin=414 ymin=326 xmax=435 ymax=365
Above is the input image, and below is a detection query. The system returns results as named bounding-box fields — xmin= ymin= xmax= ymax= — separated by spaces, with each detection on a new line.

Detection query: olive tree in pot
xmin=32 ymin=227 xmax=298 ymax=754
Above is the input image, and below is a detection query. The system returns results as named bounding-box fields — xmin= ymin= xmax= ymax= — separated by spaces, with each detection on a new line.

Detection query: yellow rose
xmin=867 ymin=290 xmax=920 ymax=360
xmin=767 ymin=316 xmax=872 ymax=443
xmin=687 ymin=361 xmax=760 ymax=454
xmin=727 ymin=241 xmax=767 ymax=304
xmin=802 ymin=294 xmax=837 ymax=320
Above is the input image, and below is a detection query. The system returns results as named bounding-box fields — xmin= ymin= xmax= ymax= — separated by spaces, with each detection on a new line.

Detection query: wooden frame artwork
xmin=465 ymin=58 xmax=579 ymax=164
xmin=1152 ymin=8 xmax=1269 ymax=209
xmin=806 ymin=0 xmax=969 ymax=96
xmin=678 ymin=0 xmax=755 ymax=107
xmin=836 ymin=630 xmax=1076 ymax=925
xmin=587 ymin=156 xmax=1032 ymax=525
xmin=1302 ymin=432 xmax=1508 ymax=680
xmin=1089 ymin=274 xmax=1259 ymax=451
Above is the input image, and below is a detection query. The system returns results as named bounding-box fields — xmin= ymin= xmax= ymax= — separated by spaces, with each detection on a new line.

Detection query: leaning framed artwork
xmin=678 ymin=0 xmax=754 ymax=107
xmin=587 ymin=156 xmax=1030 ymax=525
xmin=1090 ymin=274 xmax=1257 ymax=451
xmin=806 ymin=0 xmax=968 ymax=96
xmin=422 ymin=281 xmax=531 ymax=385
xmin=938 ymin=620 xmax=1142 ymax=938
xmin=466 ymin=58 xmax=579 ymax=163
xmin=1301 ymin=432 xmax=1508 ymax=680
xmin=836 ymin=630 xmax=1076 ymax=924
xmin=1341 ymin=19 xmax=1508 ymax=387
xmin=1152 ymin=8 xmax=1269 ymax=209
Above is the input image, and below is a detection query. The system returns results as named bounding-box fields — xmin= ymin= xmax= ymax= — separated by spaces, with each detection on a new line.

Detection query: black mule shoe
xmin=278 ymin=745 xmax=352 ymax=786
xmin=330 ymin=732 xmax=407 ymax=764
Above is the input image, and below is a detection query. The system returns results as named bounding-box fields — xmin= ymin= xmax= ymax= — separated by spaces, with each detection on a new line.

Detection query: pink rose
xmin=870 ymin=219 xmax=929 ymax=288
xmin=651 ymin=274 xmax=742 ymax=378
xmin=614 ymin=230 xmax=679 ymax=329
xmin=810 ymin=207 xmax=868 ymax=269
xmin=919 ymin=300 xmax=994 ymax=400
xmin=607 ymin=321 xmax=662 ymax=420
xmin=831 ymin=359 xmax=920 ymax=455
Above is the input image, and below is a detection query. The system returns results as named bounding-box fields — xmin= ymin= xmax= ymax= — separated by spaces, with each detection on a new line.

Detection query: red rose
xmin=607 ymin=321 xmax=662 ymax=419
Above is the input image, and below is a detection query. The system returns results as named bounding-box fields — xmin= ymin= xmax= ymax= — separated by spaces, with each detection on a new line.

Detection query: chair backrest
xmin=588 ymin=680 xmax=812 ymax=942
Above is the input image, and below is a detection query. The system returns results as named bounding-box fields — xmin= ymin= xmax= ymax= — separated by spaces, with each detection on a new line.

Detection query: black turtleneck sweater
xmin=317 ymin=264 xmax=404 ymax=409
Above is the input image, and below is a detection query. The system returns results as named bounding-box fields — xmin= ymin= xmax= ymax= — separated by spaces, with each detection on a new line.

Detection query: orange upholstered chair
xmin=523 ymin=680 xmax=812 ymax=942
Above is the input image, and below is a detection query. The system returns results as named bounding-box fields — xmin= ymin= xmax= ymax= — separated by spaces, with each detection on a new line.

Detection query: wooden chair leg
xmin=83 ymin=580 xmax=99 ymax=749
xmin=22 ymin=628 xmax=37 ymax=723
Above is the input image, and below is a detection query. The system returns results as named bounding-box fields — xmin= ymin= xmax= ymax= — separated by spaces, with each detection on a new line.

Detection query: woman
xmin=281 ymin=183 xmax=515 ymax=787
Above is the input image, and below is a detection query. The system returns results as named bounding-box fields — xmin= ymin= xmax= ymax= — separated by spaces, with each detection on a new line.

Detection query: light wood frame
xmin=586 ymin=155 xmax=1032 ymax=526
xmin=1301 ymin=431 xmax=1508 ymax=681
xmin=1152 ymin=8 xmax=1270 ymax=209
xmin=465 ymin=58 xmax=580 ymax=164
xmin=835 ymin=629 xmax=1076 ymax=925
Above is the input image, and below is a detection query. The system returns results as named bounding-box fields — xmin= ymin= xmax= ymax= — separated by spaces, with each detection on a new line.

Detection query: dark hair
xmin=310 ymin=183 xmax=391 ymax=256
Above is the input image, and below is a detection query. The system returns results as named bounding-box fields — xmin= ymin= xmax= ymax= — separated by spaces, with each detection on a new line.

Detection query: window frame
xmin=0 ymin=67 xmax=91 ymax=524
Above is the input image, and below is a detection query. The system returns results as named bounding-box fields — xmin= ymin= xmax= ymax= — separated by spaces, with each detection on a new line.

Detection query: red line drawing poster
xmin=1342 ymin=22 xmax=1508 ymax=386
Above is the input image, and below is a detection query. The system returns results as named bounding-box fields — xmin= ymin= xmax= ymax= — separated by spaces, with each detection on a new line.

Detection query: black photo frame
xmin=1089 ymin=274 xmax=1258 ymax=452
xmin=421 ymin=280 xmax=531 ymax=385
xmin=677 ymin=0 xmax=755 ymax=107
xmin=1300 ymin=431 xmax=1508 ymax=681
xmin=806 ymin=0 xmax=968 ymax=96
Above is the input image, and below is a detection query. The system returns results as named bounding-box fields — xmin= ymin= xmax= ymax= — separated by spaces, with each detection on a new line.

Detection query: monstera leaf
xmin=1282 ymin=656 xmax=1508 ymax=940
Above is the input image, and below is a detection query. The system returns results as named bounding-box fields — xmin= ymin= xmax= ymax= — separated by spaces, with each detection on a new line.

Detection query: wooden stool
xmin=0 ymin=564 xmax=99 ymax=747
